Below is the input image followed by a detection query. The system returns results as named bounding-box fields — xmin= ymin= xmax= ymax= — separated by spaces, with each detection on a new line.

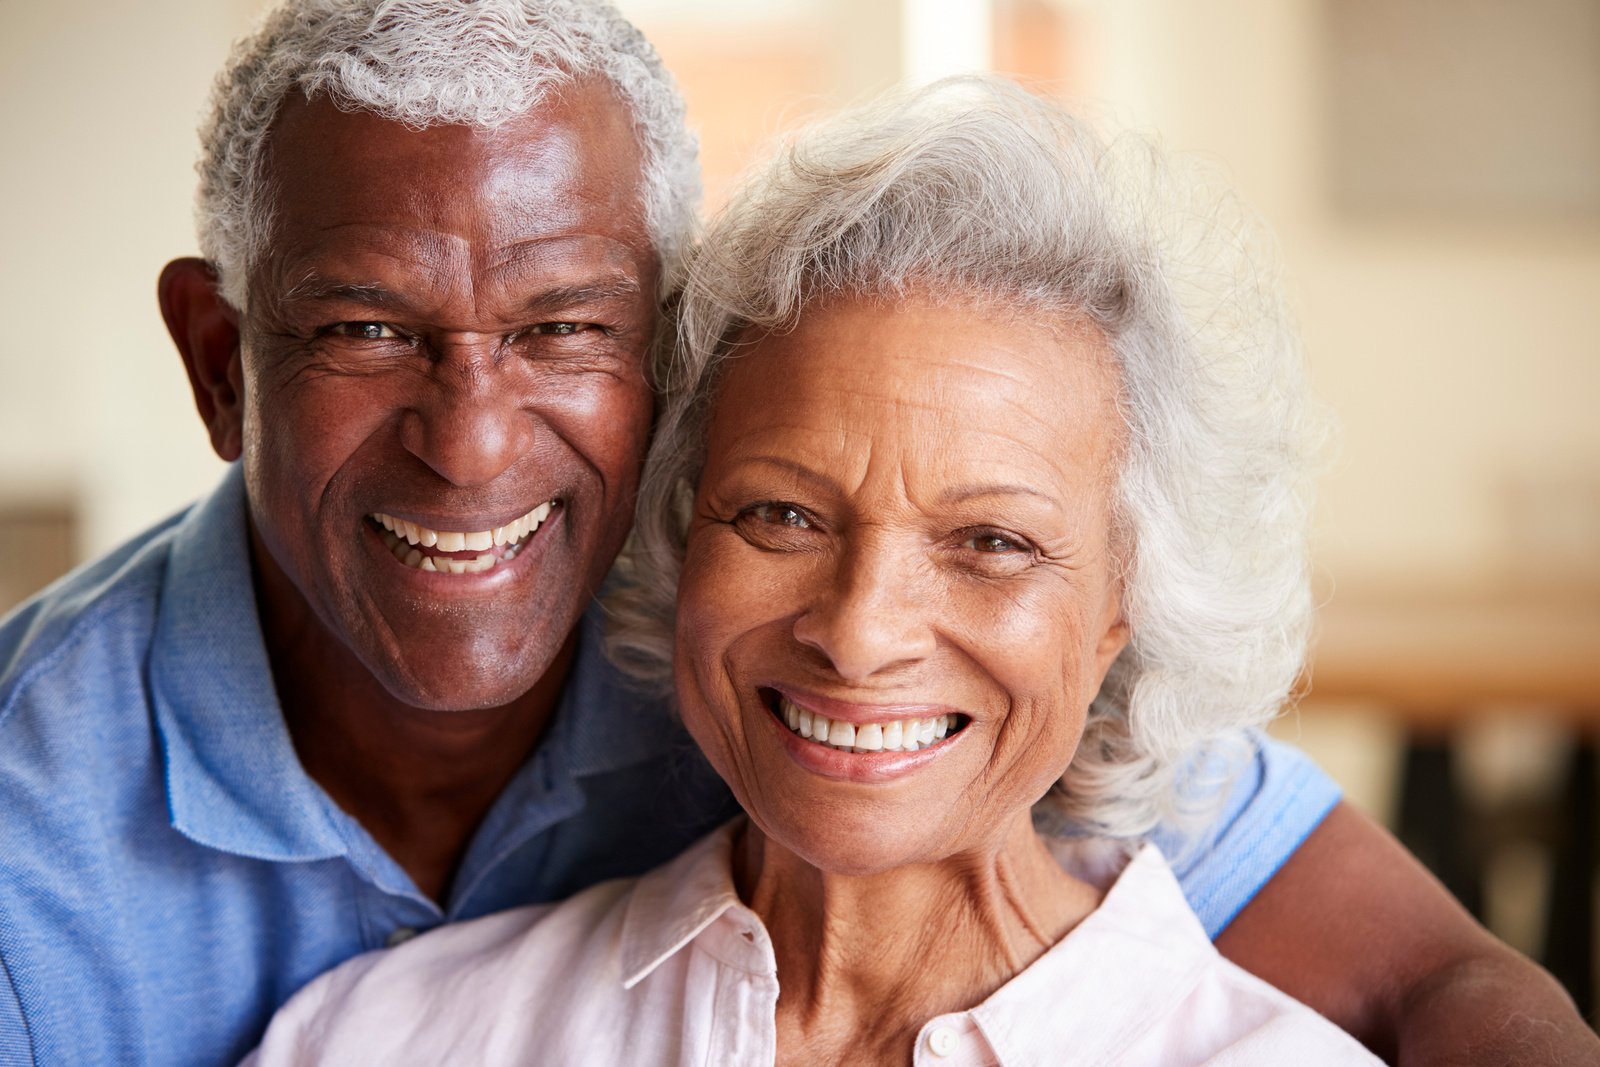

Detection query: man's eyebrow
xmin=280 ymin=276 xmax=408 ymax=309
xmin=275 ymin=275 xmax=645 ymax=317
xmin=517 ymin=279 xmax=643 ymax=316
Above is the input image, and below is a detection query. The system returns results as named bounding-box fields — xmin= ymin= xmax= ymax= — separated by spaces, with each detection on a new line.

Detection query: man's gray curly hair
xmin=607 ymin=76 xmax=1328 ymax=844
xmin=195 ymin=0 xmax=700 ymax=311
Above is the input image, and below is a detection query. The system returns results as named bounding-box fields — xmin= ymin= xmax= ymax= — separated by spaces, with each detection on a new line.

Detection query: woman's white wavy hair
xmin=607 ymin=76 xmax=1327 ymax=844
xmin=196 ymin=0 xmax=699 ymax=311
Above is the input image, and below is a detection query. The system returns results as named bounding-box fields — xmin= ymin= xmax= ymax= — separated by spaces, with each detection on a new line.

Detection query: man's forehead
xmin=254 ymin=83 xmax=656 ymax=301
xmin=267 ymin=83 xmax=645 ymax=211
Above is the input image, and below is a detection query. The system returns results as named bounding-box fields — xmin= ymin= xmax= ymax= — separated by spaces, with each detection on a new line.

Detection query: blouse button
xmin=927 ymin=1026 xmax=959 ymax=1057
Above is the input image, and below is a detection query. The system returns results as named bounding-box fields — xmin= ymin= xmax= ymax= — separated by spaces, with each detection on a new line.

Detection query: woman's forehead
xmin=704 ymin=294 xmax=1124 ymax=496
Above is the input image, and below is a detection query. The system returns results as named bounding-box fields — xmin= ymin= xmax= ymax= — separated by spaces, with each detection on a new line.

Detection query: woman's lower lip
xmin=761 ymin=700 xmax=964 ymax=783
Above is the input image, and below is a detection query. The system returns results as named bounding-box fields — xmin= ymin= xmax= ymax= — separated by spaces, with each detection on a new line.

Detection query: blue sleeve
xmin=1155 ymin=733 xmax=1341 ymax=939
xmin=0 ymin=947 xmax=34 ymax=1067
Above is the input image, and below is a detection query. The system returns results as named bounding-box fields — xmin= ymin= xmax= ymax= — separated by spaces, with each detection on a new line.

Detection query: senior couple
xmin=0 ymin=1 xmax=1589 ymax=1064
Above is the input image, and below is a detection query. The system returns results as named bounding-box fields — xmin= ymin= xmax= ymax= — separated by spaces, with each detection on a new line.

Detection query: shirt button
xmin=386 ymin=926 xmax=419 ymax=948
xmin=927 ymin=1026 xmax=959 ymax=1057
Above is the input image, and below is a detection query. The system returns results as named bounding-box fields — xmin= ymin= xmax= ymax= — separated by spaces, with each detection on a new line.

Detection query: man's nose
xmin=399 ymin=343 xmax=535 ymax=488
xmin=790 ymin=540 xmax=937 ymax=681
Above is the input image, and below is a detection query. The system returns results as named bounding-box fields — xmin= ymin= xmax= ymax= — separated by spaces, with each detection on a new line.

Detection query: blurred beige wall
xmin=1065 ymin=0 xmax=1600 ymax=595
xmin=2 ymin=0 xmax=1596 ymax=594
xmin=0 ymin=0 xmax=267 ymax=559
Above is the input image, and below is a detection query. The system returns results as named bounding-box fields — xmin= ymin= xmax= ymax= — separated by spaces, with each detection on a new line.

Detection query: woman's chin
xmin=744 ymin=798 xmax=964 ymax=877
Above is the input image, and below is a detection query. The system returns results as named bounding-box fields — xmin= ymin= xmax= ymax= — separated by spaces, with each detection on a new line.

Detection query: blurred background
xmin=2 ymin=0 xmax=1596 ymax=1018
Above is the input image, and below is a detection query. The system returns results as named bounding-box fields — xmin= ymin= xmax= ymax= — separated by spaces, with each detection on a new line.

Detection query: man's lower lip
xmin=761 ymin=701 xmax=963 ymax=782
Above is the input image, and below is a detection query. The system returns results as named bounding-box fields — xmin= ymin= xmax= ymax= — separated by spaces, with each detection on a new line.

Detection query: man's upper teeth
xmin=778 ymin=696 xmax=954 ymax=753
xmin=372 ymin=502 xmax=553 ymax=550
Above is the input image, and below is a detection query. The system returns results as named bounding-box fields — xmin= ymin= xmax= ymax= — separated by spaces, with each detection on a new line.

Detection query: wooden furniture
xmin=1306 ymin=590 xmax=1600 ymax=1020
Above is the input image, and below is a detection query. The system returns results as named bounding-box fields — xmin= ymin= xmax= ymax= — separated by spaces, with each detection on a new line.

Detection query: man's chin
xmin=342 ymin=588 xmax=584 ymax=714
xmin=355 ymin=633 xmax=569 ymax=713
xmin=371 ymin=663 xmax=544 ymax=714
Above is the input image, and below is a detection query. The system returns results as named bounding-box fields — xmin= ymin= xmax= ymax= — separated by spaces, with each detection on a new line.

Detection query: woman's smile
xmin=745 ymin=685 xmax=975 ymax=784
xmin=770 ymin=690 xmax=965 ymax=754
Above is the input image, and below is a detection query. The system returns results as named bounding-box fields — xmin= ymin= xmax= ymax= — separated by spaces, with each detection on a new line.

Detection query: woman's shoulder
xmin=1030 ymin=844 xmax=1380 ymax=1064
xmin=1163 ymin=957 xmax=1383 ymax=1065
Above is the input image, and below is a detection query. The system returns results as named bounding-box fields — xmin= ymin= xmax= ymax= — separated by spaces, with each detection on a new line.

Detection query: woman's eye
xmin=331 ymin=322 xmax=402 ymax=341
xmin=531 ymin=322 xmax=591 ymax=335
xmin=745 ymin=503 xmax=811 ymax=529
xmin=962 ymin=530 xmax=1030 ymax=556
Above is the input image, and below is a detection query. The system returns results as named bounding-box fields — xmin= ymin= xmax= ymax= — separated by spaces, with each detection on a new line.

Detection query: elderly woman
xmin=248 ymin=78 xmax=1378 ymax=1064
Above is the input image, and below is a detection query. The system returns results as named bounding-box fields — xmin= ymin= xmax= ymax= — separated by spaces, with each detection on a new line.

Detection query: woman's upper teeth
xmin=372 ymin=501 xmax=553 ymax=551
xmin=779 ymin=695 xmax=954 ymax=753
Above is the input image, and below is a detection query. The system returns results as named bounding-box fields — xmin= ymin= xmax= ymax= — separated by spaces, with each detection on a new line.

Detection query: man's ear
xmin=159 ymin=257 xmax=245 ymax=462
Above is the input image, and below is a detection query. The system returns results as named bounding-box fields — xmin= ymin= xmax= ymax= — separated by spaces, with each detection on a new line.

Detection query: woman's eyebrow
xmin=732 ymin=454 xmax=843 ymax=493
xmin=936 ymin=482 xmax=1060 ymax=507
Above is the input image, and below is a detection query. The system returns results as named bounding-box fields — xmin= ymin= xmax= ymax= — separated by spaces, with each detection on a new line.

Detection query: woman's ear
xmin=159 ymin=258 xmax=245 ymax=462
xmin=1091 ymin=581 xmax=1132 ymax=692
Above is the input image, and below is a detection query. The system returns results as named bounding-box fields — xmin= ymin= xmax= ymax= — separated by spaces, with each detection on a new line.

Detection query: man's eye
xmin=531 ymin=322 xmax=591 ymax=335
xmin=331 ymin=322 xmax=402 ymax=340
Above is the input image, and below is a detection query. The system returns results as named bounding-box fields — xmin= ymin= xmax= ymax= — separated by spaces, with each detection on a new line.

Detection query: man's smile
xmin=369 ymin=501 xmax=558 ymax=574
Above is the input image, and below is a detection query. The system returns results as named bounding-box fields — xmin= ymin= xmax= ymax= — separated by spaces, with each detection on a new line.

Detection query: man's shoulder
xmin=1154 ymin=733 xmax=1342 ymax=938
xmin=0 ymin=508 xmax=190 ymax=725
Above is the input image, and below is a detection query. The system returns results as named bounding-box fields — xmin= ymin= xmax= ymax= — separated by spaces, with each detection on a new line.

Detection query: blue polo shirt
xmin=0 ymin=467 xmax=1338 ymax=1066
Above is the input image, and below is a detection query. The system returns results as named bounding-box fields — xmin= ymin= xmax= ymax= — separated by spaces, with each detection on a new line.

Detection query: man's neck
xmin=250 ymin=529 xmax=576 ymax=905
xmin=274 ymin=636 xmax=574 ymax=905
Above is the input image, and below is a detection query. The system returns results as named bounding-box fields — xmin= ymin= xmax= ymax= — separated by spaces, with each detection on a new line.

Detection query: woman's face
xmin=675 ymin=294 xmax=1130 ymax=874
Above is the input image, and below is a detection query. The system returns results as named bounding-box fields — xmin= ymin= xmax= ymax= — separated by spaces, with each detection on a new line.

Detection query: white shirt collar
xmin=614 ymin=822 xmax=1224 ymax=1066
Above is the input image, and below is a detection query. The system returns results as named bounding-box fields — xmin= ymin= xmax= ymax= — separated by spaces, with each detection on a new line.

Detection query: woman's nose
xmin=399 ymin=345 xmax=535 ymax=488
xmin=791 ymin=543 xmax=937 ymax=681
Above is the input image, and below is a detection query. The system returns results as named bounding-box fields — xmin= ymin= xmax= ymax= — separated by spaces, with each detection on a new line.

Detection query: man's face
xmin=235 ymin=83 xmax=657 ymax=711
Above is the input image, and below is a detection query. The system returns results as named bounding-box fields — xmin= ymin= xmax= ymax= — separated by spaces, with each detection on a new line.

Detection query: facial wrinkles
xmin=826 ymin=345 xmax=1098 ymax=495
xmin=260 ymin=94 xmax=652 ymax=324
xmin=706 ymin=369 xmax=1108 ymax=660
xmin=255 ymin=245 xmax=653 ymax=444
xmin=270 ymin=245 xmax=642 ymax=339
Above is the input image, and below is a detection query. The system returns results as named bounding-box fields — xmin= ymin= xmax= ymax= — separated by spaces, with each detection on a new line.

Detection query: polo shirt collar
xmin=446 ymin=603 xmax=687 ymax=909
xmin=149 ymin=465 xmax=349 ymax=862
xmin=547 ymin=601 xmax=684 ymax=779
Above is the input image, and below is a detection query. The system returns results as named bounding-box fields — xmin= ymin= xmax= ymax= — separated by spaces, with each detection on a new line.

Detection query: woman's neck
xmin=734 ymin=811 xmax=1103 ymax=1066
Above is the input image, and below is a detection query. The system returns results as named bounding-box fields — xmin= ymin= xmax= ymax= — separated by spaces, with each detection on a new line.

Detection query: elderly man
xmin=0 ymin=1 xmax=1589 ymax=1065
